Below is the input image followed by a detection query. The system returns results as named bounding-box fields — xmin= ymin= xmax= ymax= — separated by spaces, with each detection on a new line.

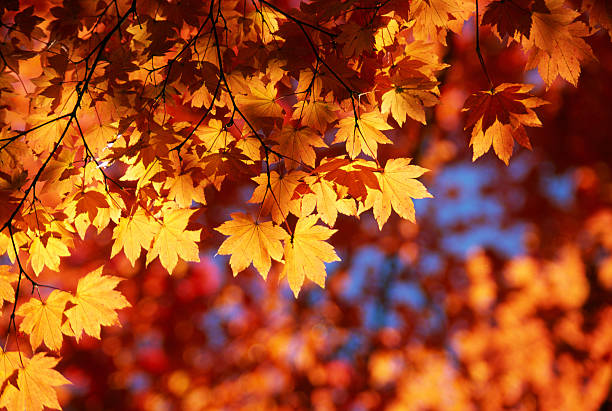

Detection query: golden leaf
xmin=16 ymin=290 xmax=71 ymax=351
xmin=281 ymin=215 xmax=340 ymax=297
xmin=64 ymin=267 xmax=131 ymax=340
xmin=216 ymin=213 xmax=288 ymax=279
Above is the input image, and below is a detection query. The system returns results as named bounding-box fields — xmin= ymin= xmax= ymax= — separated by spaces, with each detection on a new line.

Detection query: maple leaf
xmin=249 ymin=170 xmax=306 ymax=224
xmin=365 ymin=158 xmax=432 ymax=229
xmin=463 ymin=83 xmax=547 ymax=164
xmin=582 ymin=0 xmax=612 ymax=37
xmin=301 ymin=176 xmax=341 ymax=227
xmin=525 ymin=0 xmax=595 ymax=87
xmin=146 ymin=208 xmax=201 ymax=272
xmin=292 ymin=96 xmax=339 ymax=133
xmin=111 ymin=208 xmax=157 ymax=266
xmin=337 ymin=22 xmax=375 ymax=57
xmin=28 ymin=235 xmax=70 ymax=276
xmin=0 ymin=266 xmax=16 ymax=309
xmin=483 ymin=0 xmax=534 ymax=38
xmin=334 ymin=111 xmax=392 ymax=159
xmin=236 ymin=77 xmax=283 ymax=124
xmin=410 ymin=0 xmax=470 ymax=43
xmin=75 ymin=190 xmax=109 ymax=222
xmin=0 ymin=353 xmax=70 ymax=411
xmin=216 ymin=213 xmax=288 ymax=279
xmin=273 ymin=125 xmax=327 ymax=169
xmin=281 ymin=215 xmax=340 ymax=297
xmin=64 ymin=267 xmax=130 ymax=341
xmin=16 ymin=290 xmax=71 ymax=351
xmin=164 ymin=172 xmax=204 ymax=208
xmin=381 ymin=85 xmax=438 ymax=126
xmin=0 ymin=351 xmax=20 ymax=389
xmin=193 ymin=119 xmax=235 ymax=153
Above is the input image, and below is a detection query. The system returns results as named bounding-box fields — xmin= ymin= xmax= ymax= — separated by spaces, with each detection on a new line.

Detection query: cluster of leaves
xmin=0 ymin=0 xmax=609 ymax=408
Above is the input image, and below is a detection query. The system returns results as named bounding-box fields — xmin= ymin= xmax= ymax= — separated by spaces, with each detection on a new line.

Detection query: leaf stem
xmin=475 ymin=0 xmax=494 ymax=90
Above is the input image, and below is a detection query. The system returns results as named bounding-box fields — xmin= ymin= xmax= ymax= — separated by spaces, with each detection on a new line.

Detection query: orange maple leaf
xmin=16 ymin=290 xmax=71 ymax=351
xmin=281 ymin=215 xmax=340 ymax=297
xmin=249 ymin=170 xmax=306 ymax=224
xmin=216 ymin=213 xmax=288 ymax=279
xmin=334 ymin=111 xmax=392 ymax=159
xmin=525 ymin=0 xmax=596 ymax=87
xmin=146 ymin=208 xmax=201 ymax=273
xmin=64 ymin=267 xmax=131 ymax=341
xmin=273 ymin=125 xmax=327 ymax=169
xmin=0 ymin=353 xmax=70 ymax=411
xmin=365 ymin=158 xmax=433 ymax=229
xmin=111 ymin=208 xmax=157 ymax=266
xmin=463 ymin=83 xmax=547 ymax=164
xmin=28 ymin=235 xmax=70 ymax=276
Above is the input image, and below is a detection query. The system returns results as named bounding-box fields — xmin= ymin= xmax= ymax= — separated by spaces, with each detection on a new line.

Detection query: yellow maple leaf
xmin=126 ymin=21 xmax=152 ymax=49
xmin=526 ymin=0 xmax=595 ymax=87
xmin=216 ymin=213 xmax=288 ymax=279
xmin=291 ymin=99 xmax=338 ymax=132
xmin=381 ymin=87 xmax=438 ymax=126
xmin=16 ymin=290 xmax=71 ymax=351
xmin=64 ymin=267 xmax=131 ymax=341
xmin=281 ymin=215 xmax=340 ymax=297
xmin=366 ymin=158 xmax=432 ymax=229
xmin=0 ymin=351 xmax=20 ymax=388
xmin=164 ymin=170 xmax=206 ymax=208
xmin=249 ymin=170 xmax=306 ymax=224
xmin=236 ymin=77 xmax=283 ymax=119
xmin=194 ymin=119 xmax=235 ymax=153
xmin=146 ymin=208 xmax=201 ymax=273
xmin=302 ymin=176 xmax=340 ymax=227
xmin=410 ymin=0 xmax=471 ymax=43
xmin=273 ymin=125 xmax=327 ymax=169
xmin=334 ymin=111 xmax=392 ymax=159
xmin=82 ymin=124 xmax=117 ymax=157
xmin=0 ymin=353 xmax=70 ymax=411
xmin=111 ymin=208 xmax=157 ymax=266
xmin=28 ymin=235 xmax=70 ymax=276
xmin=0 ymin=266 xmax=17 ymax=309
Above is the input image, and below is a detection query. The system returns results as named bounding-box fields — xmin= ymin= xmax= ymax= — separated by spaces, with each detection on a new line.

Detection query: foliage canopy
xmin=0 ymin=0 xmax=611 ymax=409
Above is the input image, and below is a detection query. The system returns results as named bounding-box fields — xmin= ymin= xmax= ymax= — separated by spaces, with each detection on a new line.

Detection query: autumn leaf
xmin=525 ymin=0 xmax=595 ymax=87
xmin=337 ymin=22 xmax=375 ymax=57
xmin=582 ymin=0 xmax=612 ymax=37
xmin=0 ymin=351 xmax=20 ymax=388
xmin=463 ymin=83 xmax=547 ymax=164
xmin=334 ymin=111 xmax=392 ymax=159
xmin=16 ymin=290 xmax=71 ymax=351
xmin=64 ymin=267 xmax=130 ymax=341
xmin=194 ymin=119 xmax=235 ymax=153
xmin=281 ymin=215 xmax=340 ymax=297
xmin=0 ymin=353 xmax=70 ymax=411
xmin=301 ymin=176 xmax=341 ymax=226
xmin=291 ymin=99 xmax=338 ymax=132
xmin=75 ymin=190 xmax=109 ymax=222
xmin=111 ymin=208 xmax=157 ymax=266
xmin=0 ymin=266 xmax=16 ymax=309
xmin=28 ymin=235 xmax=70 ymax=276
xmin=236 ymin=77 xmax=283 ymax=125
xmin=146 ymin=208 xmax=201 ymax=273
xmin=216 ymin=213 xmax=288 ymax=279
xmin=365 ymin=158 xmax=432 ymax=229
xmin=273 ymin=125 xmax=327 ymax=169
xmin=381 ymin=85 xmax=438 ymax=126
xmin=249 ymin=170 xmax=306 ymax=224
xmin=410 ymin=0 xmax=471 ymax=43
xmin=482 ymin=0 xmax=535 ymax=38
